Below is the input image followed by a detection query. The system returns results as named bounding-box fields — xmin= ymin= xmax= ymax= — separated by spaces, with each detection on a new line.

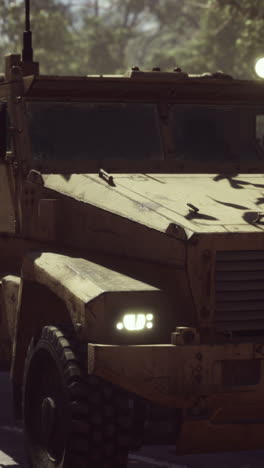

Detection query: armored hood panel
xmin=42 ymin=173 xmax=264 ymax=234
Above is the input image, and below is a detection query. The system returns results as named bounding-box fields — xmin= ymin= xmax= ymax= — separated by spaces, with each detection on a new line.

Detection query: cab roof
xmin=20 ymin=70 xmax=264 ymax=105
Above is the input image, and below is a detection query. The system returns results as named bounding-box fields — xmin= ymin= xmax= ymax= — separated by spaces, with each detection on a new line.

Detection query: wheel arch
xmin=11 ymin=278 xmax=74 ymax=419
xmin=11 ymin=249 xmax=161 ymax=419
xmin=11 ymin=249 xmax=101 ymax=388
xmin=11 ymin=249 xmax=90 ymax=419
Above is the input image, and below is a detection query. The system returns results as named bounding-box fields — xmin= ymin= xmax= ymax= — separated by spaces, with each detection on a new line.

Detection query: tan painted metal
xmin=21 ymin=251 xmax=159 ymax=324
xmin=177 ymin=417 xmax=264 ymax=454
xmin=0 ymin=162 xmax=16 ymax=233
xmin=1 ymin=54 xmax=264 ymax=453
xmin=1 ymin=275 xmax=20 ymax=343
xmin=87 ymin=341 xmax=264 ymax=402
xmin=41 ymin=172 xmax=264 ymax=234
xmin=88 ymin=341 xmax=264 ymax=453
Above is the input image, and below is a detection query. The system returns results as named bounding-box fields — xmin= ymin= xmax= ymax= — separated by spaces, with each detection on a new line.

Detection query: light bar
xmin=116 ymin=313 xmax=154 ymax=331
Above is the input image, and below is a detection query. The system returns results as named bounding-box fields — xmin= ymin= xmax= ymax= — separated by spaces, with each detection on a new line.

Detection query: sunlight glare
xmin=255 ymin=58 xmax=264 ymax=78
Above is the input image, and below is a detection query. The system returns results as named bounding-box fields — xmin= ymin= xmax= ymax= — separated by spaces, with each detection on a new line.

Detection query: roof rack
xmin=124 ymin=68 xmax=233 ymax=81
xmin=125 ymin=67 xmax=188 ymax=80
xmin=189 ymin=71 xmax=233 ymax=80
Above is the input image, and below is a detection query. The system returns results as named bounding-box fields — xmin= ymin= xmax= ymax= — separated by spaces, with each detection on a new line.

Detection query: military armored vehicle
xmin=2 ymin=1 xmax=264 ymax=467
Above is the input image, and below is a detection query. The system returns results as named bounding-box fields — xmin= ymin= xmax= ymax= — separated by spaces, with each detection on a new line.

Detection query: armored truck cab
xmin=1 ymin=51 xmax=264 ymax=467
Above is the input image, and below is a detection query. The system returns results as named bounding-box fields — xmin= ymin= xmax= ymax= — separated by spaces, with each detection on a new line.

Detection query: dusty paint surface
xmin=42 ymin=173 xmax=264 ymax=235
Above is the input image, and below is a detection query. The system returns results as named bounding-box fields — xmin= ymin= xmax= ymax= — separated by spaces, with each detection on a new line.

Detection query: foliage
xmin=0 ymin=0 xmax=263 ymax=78
xmin=178 ymin=0 xmax=264 ymax=78
xmin=0 ymin=0 xmax=75 ymax=74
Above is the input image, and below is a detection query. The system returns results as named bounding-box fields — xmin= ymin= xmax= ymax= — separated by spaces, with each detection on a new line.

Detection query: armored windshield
xmin=170 ymin=105 xmax=264 ymax=162
xmin=26 ymin=102 xmax=163 ymax=161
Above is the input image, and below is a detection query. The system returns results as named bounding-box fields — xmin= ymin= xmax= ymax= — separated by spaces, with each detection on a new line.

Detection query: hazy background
xmin=1 ymin=0 xmax=263 ymax=78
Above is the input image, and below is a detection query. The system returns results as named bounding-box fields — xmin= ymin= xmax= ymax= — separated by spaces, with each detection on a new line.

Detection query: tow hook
xmin=171 ymin=327 xmax=200 ymax=345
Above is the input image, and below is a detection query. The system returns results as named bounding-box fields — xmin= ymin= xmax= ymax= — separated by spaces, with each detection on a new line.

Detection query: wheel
xmin=22 ymin=326 xmax=131 ymax=468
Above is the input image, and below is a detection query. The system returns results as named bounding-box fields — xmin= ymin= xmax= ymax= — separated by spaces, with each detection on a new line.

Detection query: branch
xmin=181 ymin=11 xmax=200 ymax=28
xmin=214 ymin=15 xmax=231 ymax=35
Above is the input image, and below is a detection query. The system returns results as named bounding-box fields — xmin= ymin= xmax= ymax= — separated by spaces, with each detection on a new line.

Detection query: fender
xmin=12 ymin=251 xmax=170 ymax=407
xmin=20 ymin=250 xmax=161 ymax=340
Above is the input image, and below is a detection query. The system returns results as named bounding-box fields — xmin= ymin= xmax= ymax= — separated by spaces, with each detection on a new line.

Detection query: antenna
xmin=22 ymin=0 xmax=33 ymax=62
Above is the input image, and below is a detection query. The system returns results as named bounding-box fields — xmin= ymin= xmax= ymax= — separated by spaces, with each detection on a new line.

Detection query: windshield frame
xmin=22 ymin=76 xmax=264 ymax=174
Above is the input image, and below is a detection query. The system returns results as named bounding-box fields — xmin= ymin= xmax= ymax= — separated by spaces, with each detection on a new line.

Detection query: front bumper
xmin=88 ymin=342 xmax=264 ymax=454
xmin=88 ymin=342 xmax=264 ymax=407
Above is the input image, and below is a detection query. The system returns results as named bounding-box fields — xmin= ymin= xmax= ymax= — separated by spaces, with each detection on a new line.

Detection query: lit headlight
xmin=116 ymin=313 xmax=154 ymax=331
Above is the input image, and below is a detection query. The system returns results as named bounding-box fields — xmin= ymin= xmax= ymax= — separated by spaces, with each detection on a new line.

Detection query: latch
xmin=99 ymin=168 xmax=115 ymax=187
xmin=187 ymin=203 xmax=199 ymax=215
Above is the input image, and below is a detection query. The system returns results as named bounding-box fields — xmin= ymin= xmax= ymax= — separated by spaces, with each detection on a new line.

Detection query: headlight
xmin=116 ymin=313 xmax=154 ymax=331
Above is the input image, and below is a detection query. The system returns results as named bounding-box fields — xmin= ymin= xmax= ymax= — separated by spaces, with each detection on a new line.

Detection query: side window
xmin=0 ymin=102 xmax=7 ymax=159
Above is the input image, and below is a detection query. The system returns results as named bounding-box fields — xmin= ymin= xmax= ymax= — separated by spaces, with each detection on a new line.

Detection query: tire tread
xmin=23 ymin=325 xmax=130 ymax=468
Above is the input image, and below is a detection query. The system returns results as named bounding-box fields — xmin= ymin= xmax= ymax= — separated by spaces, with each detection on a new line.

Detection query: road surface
xmin=1 ymin=372 xmax=264 ymax=468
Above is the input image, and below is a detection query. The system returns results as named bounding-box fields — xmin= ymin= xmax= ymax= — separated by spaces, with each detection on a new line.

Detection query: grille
xmin=215 ymin=250 xmax=264 ymax=330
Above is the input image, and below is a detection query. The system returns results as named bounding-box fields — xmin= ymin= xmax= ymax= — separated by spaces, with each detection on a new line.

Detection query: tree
xmin=175 ymin=0 xmax=264 ymax=78
xmin=0 ymin=0 xmax=263 ymax=78
xmin=75 ymin=0 xmax=153 ymax=74
xmin=134 ymin=0 xmax=207 ymax=72
xmin=122 ymin=0 xmax=264 ymax=78
xmin=0 ymin=0 xmax=75 ymax=75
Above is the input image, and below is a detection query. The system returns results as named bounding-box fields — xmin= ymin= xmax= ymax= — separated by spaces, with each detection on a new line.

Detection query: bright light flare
xmin=116 ymin=313 xmax=154 ymax=331
xmin=255 ymin=58 xmax=264 ymax=78
xmin=124 ymin=314 xmax=146 ymax=330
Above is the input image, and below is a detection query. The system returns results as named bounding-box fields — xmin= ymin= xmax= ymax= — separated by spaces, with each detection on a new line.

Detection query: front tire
xmin=22 ymin=326 xmax=130 ymax=468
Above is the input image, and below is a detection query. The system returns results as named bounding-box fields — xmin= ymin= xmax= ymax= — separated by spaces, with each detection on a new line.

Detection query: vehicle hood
xmin=41 ymin=172 xmax=264 ymax=236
